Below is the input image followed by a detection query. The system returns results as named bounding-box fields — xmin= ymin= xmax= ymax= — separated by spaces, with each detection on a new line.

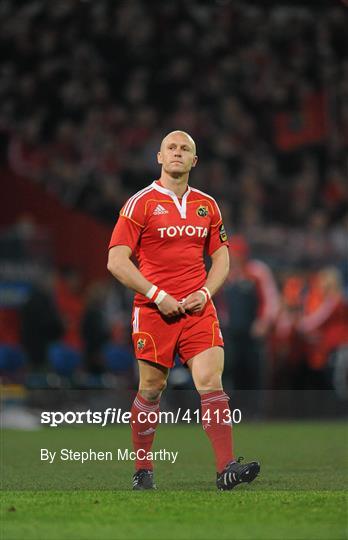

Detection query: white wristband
xmin=202 ymin=286 xmax=211 ymax=300
xmin=154 ymin=290 xmax=167 ymax=305
xmin=146 ymin=285 xmax=158 ymax=300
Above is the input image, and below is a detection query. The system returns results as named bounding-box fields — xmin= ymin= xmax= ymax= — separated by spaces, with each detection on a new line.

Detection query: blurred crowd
xmin=0 ymin=260 xmax=136 ymax=386
xmin=0 ymin=0 xmax=347 ymax=231
xmin=0 ymin=1 xmax=347 ymax=393
xmin=218 ymin=236 xmax=348 ymax=396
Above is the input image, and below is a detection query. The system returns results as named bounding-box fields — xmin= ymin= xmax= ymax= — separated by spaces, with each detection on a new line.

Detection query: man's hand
xmin=157 ymin=294 xmax=186 ymax=318
xmin=182 ymin=291 xmax=207 ymax=313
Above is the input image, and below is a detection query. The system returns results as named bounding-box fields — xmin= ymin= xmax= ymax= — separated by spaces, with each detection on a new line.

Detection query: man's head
xmin=157 ymin=131 xmax=198 ymax=178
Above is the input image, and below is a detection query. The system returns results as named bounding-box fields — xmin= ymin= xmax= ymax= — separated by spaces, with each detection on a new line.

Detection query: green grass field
xmin=1 ymin=422 xmax=347 ymax=540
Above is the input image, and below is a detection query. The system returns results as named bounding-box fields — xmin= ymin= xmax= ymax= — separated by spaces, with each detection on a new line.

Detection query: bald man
xmin=108 ymin=131 xmax=260 ymax=490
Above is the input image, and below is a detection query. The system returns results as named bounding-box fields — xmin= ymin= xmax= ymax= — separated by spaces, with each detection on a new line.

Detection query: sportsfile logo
xmin=40 ymin=407 xmax=242 ymax=427
xmin=157 ymin=225 xmax=208 ymax=238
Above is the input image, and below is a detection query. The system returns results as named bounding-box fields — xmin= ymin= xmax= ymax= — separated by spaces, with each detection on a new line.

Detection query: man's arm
xmin=183 ymin=245 xmax=230 ymax=312
xmin=204 ymin=245 xmax=230 ymax=296
xmin=107 ymin=245 xmax=153 ymax=296
xmin=107 ymin=245 xmax=185 ymax=317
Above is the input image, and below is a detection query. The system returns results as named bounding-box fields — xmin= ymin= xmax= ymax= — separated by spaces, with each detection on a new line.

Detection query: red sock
xmin=130 ymin=393 xmax=160 ymax=470
xmin=201 ymin=390 xmax=234 ymax=473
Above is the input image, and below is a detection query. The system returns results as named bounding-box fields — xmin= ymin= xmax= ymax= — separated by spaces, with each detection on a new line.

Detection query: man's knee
xmin=139 ymin=377 xmax=167 ymax=400
xmin=195 ymin=372 xmax=223 ymax=393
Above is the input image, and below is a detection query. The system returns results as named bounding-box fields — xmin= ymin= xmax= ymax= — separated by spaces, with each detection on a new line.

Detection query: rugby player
xmin=107 ymin=131 xmax=260 ymax=490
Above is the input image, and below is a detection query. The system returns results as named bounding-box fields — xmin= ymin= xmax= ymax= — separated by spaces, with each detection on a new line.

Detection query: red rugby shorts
xmin=131 ymin=301 xmax=224 ymax=368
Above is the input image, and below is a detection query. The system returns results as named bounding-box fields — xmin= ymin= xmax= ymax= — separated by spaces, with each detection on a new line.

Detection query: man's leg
xmin=131 ymin=359 xmax=168 ymax=474
xmin=187 ymin=346 xmax=260 ymax=489
xmin=187 ymin=346 xmax=234 ymax=473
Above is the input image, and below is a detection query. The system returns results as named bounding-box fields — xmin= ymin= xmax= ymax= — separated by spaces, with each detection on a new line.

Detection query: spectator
xmin=54 ymin=267 xmax=83 ymax=352
xmin=20 ymin=272 xmax=64 ymax=369
xmin=297 ymin=267 xmax=348 ymax=386
xmin=221 ymin=235 xmax=279 ymax=391
xmin=81 ymin=282 xmax=110 ymax=374
xmin=270 ymin=273 xmax=306 ymax=389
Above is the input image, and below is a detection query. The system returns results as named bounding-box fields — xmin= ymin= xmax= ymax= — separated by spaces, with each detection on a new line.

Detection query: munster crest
xmin=137 ymin=338 xmax=146 ymax=350
xmin=197 ymin=205 xmax=209 ymax=217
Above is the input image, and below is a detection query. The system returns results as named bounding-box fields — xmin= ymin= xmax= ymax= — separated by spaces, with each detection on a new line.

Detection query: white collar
xmin=152 ymin=181 xmax=190 ymax=219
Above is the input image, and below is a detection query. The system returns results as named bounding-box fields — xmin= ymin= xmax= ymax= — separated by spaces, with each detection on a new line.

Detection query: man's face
xmin=157 ymin=133 xmax=198 ymax=177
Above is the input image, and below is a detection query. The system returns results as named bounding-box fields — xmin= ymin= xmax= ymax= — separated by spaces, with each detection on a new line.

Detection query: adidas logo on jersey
xmin=153 ymin=204 xmax=168 ymax=215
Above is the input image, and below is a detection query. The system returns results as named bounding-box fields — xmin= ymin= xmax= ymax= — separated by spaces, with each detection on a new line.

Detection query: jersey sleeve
xmin=108 ymin=195 xmax=146 ymax=252
xmin=206 ymin=198 xmax=229 ymax=256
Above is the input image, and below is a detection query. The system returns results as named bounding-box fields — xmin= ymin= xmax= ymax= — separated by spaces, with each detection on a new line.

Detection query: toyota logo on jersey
xmin=157 ymin=225 xmax=209 ymax=238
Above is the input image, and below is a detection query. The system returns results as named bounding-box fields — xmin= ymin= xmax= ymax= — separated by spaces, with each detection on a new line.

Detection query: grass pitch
xmin=1 ymin=422 xmax=347 ymax=540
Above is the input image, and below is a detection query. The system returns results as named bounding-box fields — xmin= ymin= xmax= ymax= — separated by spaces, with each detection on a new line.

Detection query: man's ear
xmin=157 ymin=151 xmax=162 ymax=164
xmin=191 ymin=155 xmax=198 ymax=168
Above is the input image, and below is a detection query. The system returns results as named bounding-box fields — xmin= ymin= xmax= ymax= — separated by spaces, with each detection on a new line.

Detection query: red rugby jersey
xmin=108 ymin=180 xmax=229 ymax=306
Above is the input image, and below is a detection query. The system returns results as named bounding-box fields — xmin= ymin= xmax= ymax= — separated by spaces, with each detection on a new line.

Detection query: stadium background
xmin=1 ymin=0 xmax=347 ymax=406
xmin=0 ymin=1 xmax=347 ymax=539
